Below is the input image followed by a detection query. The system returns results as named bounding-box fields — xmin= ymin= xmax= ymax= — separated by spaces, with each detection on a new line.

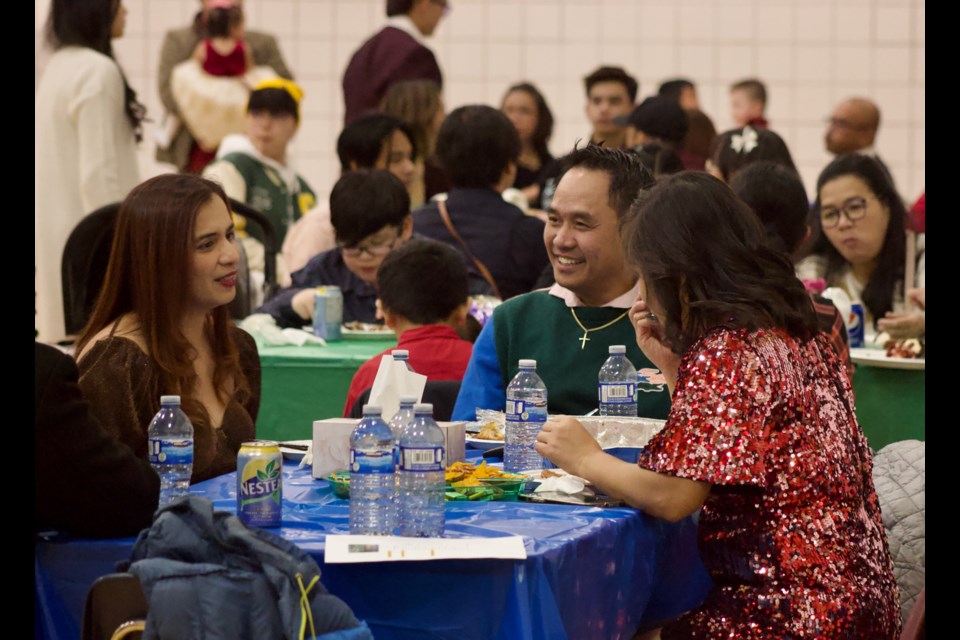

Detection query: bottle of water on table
xmin=397 ymin=403 xmax=446 ymax=537
xmin=504 ymin=359 xmax=548 ymax=473
xmin=147 ymin=395 xmax=194 ymax=507
xmin=349 ymin=404 xmax=396 ymax=535
xmin=598 ymin=345 xmax=638 ymax=417
xmin=391 ymin=349 xmax=414 ymax=371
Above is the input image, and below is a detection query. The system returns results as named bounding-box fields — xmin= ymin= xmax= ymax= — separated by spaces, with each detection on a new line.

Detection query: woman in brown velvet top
xmin=76 ymin=174 xmax=261 ymax=483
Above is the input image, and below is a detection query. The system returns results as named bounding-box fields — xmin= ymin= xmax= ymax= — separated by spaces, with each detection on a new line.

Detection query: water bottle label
xmin=350 ymin=449 xmax=395 ymax=474
xmin=399 ymin=446 xmax=445 ymax=472
xmin=506 ymin=399 xmax=547 ymax=423
xmin=148 ymin=438 xmax=193 ymax=465
xmin=599 ymin=383 xmax=636 ymax=404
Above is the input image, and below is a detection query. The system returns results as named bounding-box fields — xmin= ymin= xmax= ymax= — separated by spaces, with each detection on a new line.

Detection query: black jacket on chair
xmin=35 ymin=343 xmax=159 ymax=538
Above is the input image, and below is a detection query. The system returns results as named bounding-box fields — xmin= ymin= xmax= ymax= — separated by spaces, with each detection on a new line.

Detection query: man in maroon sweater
xmin=342 ymin=0 xmax=447 ymax=125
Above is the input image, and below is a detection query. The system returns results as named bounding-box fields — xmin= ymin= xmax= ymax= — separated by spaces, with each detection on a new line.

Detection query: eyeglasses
xmin=430 ymin=0 xmax=451 ymax=14
xmin=339 ymin=236 xmax=398 ymax=258
xmin=820 ymin=196 xmax=870 ymax=229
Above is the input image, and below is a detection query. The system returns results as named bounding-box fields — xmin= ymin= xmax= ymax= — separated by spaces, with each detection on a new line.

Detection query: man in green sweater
xmin=452 ymin=145 xmax=671 ymax=420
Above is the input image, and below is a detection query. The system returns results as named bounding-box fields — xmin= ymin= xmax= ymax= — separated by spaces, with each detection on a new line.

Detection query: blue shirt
xmin=256 ymin=248 xmax=378 ymax=328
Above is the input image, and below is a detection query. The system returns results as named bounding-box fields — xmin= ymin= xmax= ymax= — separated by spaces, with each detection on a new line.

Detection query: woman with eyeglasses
xmin=257 ymin=169 xmax=413 ymax=329
xmin=797 ymin=154 xmax=925 ymax=338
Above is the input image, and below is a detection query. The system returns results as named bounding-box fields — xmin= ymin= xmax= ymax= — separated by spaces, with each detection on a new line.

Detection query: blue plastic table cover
xmin=35 ymin=459 xmax=710 ymax=640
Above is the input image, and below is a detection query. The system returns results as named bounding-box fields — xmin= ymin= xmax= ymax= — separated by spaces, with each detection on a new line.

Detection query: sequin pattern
xmin=638 ymin=327 xmax=901 ymax=639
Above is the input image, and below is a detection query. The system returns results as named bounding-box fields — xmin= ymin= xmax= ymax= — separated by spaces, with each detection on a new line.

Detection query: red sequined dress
xmin=638 ymin=327 xmax=901 ymax=639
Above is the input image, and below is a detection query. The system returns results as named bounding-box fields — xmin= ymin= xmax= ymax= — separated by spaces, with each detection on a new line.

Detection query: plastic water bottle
xmin=504 ymin=359 xmax=548 ymax=473
xmin=388 ymin=396 xmax=417 ymax=439
xmin=147 ymin=395 xmax=194 ymax=507
xmin=396 ymin=403 xmax=446 ymax=537
xmin=388 ymin=395 xmax=417 ymax=469
xmin=391 ymin=349 xmax=414 ymax=371
xmin=598 ymin=345 xmax=638 ymax=417
xmin=349 ymin=404 xmax=396 ymax=535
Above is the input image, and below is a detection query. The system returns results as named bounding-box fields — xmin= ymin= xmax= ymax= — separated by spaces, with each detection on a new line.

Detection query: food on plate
xmin=445 ymin=461 xmax=524 ymax=487
xmin=475 ymin=421 xmax=504 ymax=441
xmin=884 ymin=337 xmax=924 ymax=359
xmin=343 ymin=321 xmax=388 ymax=332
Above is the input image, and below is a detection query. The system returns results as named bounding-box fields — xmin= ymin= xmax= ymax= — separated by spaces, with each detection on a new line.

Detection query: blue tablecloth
xmin=35 ymin=459 xmax=711 ymax=640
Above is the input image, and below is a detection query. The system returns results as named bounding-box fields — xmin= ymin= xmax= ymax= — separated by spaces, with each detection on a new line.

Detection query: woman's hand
xmin=877 ymin=310 xmax=925 ymax=339
xmin=907 ymin=287 xmax=925 ymax=310
xmin=535 ymin=416 xmax=603 ymax=478
xmin=629 ymin=297 xmax=679 ymax=390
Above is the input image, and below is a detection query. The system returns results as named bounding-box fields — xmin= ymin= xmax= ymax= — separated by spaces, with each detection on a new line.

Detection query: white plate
xmin=465 ymin=436 xmax=504 ymax=451
xmin=341 ymin=327 xmax=395 ymax=341
xmin=279 ymin=440 xmax=311 ymax=461
xmin=850 ymin=348 xmax=925 ymax=370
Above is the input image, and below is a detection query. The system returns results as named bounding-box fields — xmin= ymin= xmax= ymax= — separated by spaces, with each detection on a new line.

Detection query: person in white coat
xmin=35 ymin=0 xmax=145 ymax=342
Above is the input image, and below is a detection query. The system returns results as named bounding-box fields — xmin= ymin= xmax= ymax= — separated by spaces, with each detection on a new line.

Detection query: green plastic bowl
xmin=326 ymin=471 xmax=350 ymax=499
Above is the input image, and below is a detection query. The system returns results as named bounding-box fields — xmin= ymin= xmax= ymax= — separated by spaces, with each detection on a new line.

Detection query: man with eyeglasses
xmin=256 ymin=169 xmax=413 ymax=328
xmin=342 ymin=0 xmax=448 ymax=126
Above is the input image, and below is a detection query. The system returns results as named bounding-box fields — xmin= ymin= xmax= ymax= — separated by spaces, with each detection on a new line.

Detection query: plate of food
xmin=850 ymin=345 xmax=924 ymax=370
xmin=279 ymin=440 xmax=311 ymax=461
xmin=341 ymin=322 xmax=395 ymax=340
xmin=465 ymin=420 xmax=504 ymax=450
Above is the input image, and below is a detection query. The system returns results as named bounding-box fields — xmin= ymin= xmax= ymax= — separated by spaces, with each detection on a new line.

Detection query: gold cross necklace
xmin=569 ymin=308 xmax=630 ymax=350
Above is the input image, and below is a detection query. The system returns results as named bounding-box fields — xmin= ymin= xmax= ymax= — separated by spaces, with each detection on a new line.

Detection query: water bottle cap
xmin=608 ymin=345 xmax=626 ymax=354
xmin=391 ymin=349 xmax=410 ymax=359
xmin=361 ymin=404 xmax=382 ymax=415
xmin=160 ymin=395 xmax=181 ymax=405
xmin=518 ymin=359 xmax=537 ymax=368
xmin=399 ymin=395 xmax=418 ymax=405
xmin=413 ymin=403 xmax=434 ymax=414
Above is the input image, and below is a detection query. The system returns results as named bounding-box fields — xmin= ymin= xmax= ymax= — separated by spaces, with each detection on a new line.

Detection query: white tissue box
xmin=311 ymin=419 xmax=466 ymax=478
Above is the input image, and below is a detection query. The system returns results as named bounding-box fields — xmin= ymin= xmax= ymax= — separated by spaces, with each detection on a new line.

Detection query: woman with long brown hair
xmin=380 ymin=79 xmax=446 ymax=206
xmin=76 ymin=174 xmax=260 ymax=483
xmin=536 ymin=172 xmax=900 ymax=638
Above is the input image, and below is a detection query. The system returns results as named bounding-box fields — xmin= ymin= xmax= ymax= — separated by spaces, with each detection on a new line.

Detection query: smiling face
xmin=819 ymin=174 xmax=890 ymax=273
xmin=187 ymin=196 xmax=240 ymax=314
xmin=585 ymin=81 xmax=632 ymax=140
xmin=545 ymin=167 xmax=635 ymax=306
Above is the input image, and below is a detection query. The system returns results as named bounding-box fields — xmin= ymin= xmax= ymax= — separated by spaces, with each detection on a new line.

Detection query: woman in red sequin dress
xmin=536 ymin=172 xmax=901 ymax=638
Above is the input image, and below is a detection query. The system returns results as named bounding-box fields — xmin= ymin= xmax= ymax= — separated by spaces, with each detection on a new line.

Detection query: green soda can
xmin=237 ymin=440 xmax=282 ymax=527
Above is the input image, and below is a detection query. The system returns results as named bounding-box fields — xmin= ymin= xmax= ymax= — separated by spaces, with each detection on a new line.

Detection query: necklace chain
xmin=570 ymin=308 xmax=629 ymax=350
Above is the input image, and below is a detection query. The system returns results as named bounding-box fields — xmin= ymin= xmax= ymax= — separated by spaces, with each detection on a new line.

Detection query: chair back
xmin=227 ymin=198 xmax=279 ymax=303
xmin=349 ymin=380 xmax=462 ymax=421
xmin=80 ymin=573 xmax=147 ymax=640
xmin=60 ymin=203 xmax=120 ymax=336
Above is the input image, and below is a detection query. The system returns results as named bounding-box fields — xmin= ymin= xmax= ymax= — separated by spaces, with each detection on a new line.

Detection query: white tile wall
xmin=35 ymin=0 xmax=925 ymax=202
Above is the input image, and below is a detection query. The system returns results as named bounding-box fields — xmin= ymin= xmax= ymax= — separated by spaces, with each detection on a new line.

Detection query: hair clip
xmin=253 ymin=78 xmax=304 ymax=104
xmin=730 ymin=126 xmax=758 ymax=154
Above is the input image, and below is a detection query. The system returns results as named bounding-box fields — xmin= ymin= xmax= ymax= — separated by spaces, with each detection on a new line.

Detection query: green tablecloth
xmin=252 ymin=339 xmax=924 ymax=450
xmin=254 ymin=339 xmax=396 ymax=442
xmin=852 ymin=364 xmax=925 ymax=451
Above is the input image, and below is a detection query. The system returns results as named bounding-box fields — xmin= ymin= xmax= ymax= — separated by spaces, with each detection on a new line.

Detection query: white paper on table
xmin=367 ymin=357 xmax=427 ymax=419
xmin=324 ymin=534 xmax=527 ymax=563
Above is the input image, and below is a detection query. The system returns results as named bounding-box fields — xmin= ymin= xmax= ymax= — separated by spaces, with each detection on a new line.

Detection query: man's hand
xmin=291 ymin=289 xmax=316 ymax=320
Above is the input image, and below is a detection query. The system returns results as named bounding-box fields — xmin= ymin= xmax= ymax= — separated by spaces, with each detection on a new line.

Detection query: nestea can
xmin=237 ymin=440 xmax=283 ymax=527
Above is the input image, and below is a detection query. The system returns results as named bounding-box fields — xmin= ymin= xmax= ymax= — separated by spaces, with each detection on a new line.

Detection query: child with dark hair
xmin=192 ymin=2 xmax=252 ymax=77
xmin=342 ymin=238 xmax=474 ymax=415
xmin=257 ymin=169 xmax=413 ymax=328
xmin=729 ymin=161 xmax=853 ymax=381
xmin=706 ymin=125 xmax=797 ymax=184
xmin=729 ymin=78 xmax=768 ymax=128
xmin=282 ymin=114 xmax=418 ymax=278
